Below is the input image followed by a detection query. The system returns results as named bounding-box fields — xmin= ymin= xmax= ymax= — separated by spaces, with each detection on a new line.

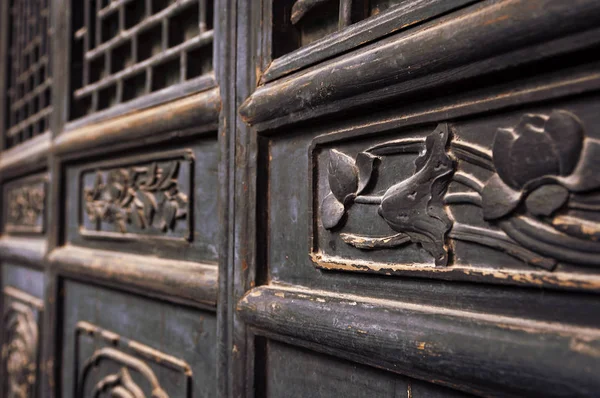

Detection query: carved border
xmin=2 ymin=286 xmax=43 ymax=398
xmin=74 ymin=322 xmax=192 ymax=397
xmin=3 ymin=174 xmax=47 ymax=235
xmin=77 ymin=149 xmax=195 ymax=243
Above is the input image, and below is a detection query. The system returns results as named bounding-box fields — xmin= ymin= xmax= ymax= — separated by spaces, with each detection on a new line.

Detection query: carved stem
xmin=452 ymin=172 xmax=484 ymax=193
xmin=449 ymin=141 xmax=494 ymax=171
xmin=449 ymin=223 xmax=556 ymax=270
xmin=444 ymin=192 xmax=482 ymax=207
xmin=340 ymin=232 xmax=410 ymax=250
xmin=354 ymin=195 xmax=383 ymax=204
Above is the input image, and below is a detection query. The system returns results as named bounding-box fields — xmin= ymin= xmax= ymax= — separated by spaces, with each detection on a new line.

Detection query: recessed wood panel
xmin=60 ymin=279 xmax=217 ymax=397
xmin=65 ymin=137 xmax=219 ymax=263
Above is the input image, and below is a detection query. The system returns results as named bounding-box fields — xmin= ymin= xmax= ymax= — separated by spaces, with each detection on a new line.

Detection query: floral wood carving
xmin=5 ymin=182 xmax=45 ymax=234
xmin=2 ymin=287 xmax=42 ymax=398
xmin=76 ymin=322 xmax=192 ymax=398
xmin=83 ymin=158 xmax=190 ymax=238
xmin=318 ymin=111 xmax=600 ymax=271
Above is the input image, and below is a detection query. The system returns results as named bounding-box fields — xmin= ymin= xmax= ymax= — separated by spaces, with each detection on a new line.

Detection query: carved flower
xmin=482 ymin=110 xmax=600 ymax=219
xmin=321 ymin=150 xmax=377 ymax=229
xmin=378 ymin=125 xmax=455 ymax=265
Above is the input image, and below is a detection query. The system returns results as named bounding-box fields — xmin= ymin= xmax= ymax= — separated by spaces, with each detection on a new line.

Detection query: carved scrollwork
xmin=319 ymin=110 xmax=600 ymax=271
xmin=83 ymin=160 xmax=188 ymax=235
xmin=2 ymin=288 xmax=42 ymax=398
xmin=76 ymin=322 xmax=192 ymax=397
xmin=80 ymin=348 xmax=168 ymax=398
xmin=5 ymin=182 xmax=45 ymax=233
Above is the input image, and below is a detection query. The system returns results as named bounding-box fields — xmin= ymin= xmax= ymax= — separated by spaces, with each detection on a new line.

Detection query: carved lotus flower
xmin=482 ymin=110 xmax=600 ymax=219
xmin=321 ymin=150 xmax=377 ymax=229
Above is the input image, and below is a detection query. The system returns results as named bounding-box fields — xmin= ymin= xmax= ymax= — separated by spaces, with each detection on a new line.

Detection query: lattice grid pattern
xmin=71 ymin=0 xmax=214 ymax=119
xmin=5 ymin=0 xmax=53 ymax=149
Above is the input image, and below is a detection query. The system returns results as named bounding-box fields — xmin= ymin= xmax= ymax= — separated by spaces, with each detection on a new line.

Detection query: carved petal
xmin=163 ymin=200 xmax=177 ymax=231
xmin=482 ymin=174 xmax=522 ymax=220
xmin=492 ymin=128 xmax=519 ymax=188
xmin=558 ymin=138 xmax=600 ymax=192
xmin=525 ymin=185 xmax=569 ymax=216
xmin=328 ymin=149 xmax=358 ymax=204
xmin=510 ymin=124 xmax=560 ymax=187
xmin=544 ymin=110 xmax=584 ymax=176
xmin=321 ymin=193 xmax=346 ymax=230
xmin=355 ymin=152 xmax=378 ymax=195
xmin=136 ymin=191 xmax=156 ymax=226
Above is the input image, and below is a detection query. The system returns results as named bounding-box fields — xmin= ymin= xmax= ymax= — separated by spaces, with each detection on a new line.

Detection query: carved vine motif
xmin=2 ymin=300 xmax=39 ymax=398
xmin=76 ymin=322 xmax=192 ymax=398
xmin=84 ymin=161 xmax=188 ymax=234
xmin=6 ymin=183 xmax=45 ymax=233
xmin=320 ymin=111 xmax=600 ymax=270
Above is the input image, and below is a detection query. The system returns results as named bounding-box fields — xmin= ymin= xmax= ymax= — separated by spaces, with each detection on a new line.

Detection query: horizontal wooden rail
xmin=238 ymin=284 xmax=600 ymax=397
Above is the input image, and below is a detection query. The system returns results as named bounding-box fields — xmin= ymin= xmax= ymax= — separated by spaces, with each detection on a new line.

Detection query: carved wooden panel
xmin=61 ymin=280 xmax=217 ymax=397
xmin=79 ymin=149 xmax=193 ymax=241
xmin=309 ymin=105 xmax=600 ymax=289
xmin=75 ymin=322 xmax=191 ymax=397
xmin=2 ymin=175 xmax=47 ymax=234
xmin=65 ymin=138 xmax=219 ymax=263
xmin=2 ymin=286 xmax=43 ymax=398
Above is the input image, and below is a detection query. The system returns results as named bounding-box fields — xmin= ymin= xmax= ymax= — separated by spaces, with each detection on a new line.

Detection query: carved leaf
xmin=544 ymin=110 xmax=583 ymax=176
xmin=157 ymin=161 xmax=180 ymax=191
xmin=163 ymin=200 xmax=178 ymax=231
xmin=144 ymin=162 xmax=158 ymax=188
xmin=378 ymin=124 xmax=454 ymax=265
xmin=321 ymin=193 xmax=346 ymax=230
xmin=130 ymin=206 xmax=146 ymax=229
xmin=355 ymin=152 xmax=378 ymax=195
xmin=328 ymin=149 xmax=358 ymax=204
xmin=481 ymin=174 xmax=522 ymax=220
xmin=525 ymin=184 xmax=569 ymax=216
xmin=136 ymin=191 xmax=156 ymax=226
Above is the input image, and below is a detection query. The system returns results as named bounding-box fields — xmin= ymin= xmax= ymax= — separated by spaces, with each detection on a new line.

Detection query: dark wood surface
xmin=1 ymin=0 xmax=599 ymax=397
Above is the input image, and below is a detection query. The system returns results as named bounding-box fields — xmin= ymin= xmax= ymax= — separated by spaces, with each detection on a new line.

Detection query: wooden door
xmin=0 ymin=0 xmax=223 ymax=396
xmin=227 ymin=0 xmax=600 ymax=397
xmin=1 ymin=0 xmax=600 ymax=397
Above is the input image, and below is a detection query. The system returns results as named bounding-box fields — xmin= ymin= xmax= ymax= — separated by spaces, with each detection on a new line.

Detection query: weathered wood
xmin=263 ymin=0 xmax=478 ymax=82
xmin=54 ymin=87 xmax=221 ymax=156
xmin=49 ymin=245 xmax=218 ymax=308
xmin=0 ymin=132 xmax=51 ymax=180
xmin=241 ymin=0 xmax=600 ymax=130
xmin=238 ymin=285 xmax=600 ymax=397
xmin=0 ymin=237 xmax=47 ymax=268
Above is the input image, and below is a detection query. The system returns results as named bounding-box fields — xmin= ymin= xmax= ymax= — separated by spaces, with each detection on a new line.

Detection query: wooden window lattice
xmin=70 ymin=0 xmax=214 ymax=120
xmin=5 ymin=0 xmax=52 ymax=149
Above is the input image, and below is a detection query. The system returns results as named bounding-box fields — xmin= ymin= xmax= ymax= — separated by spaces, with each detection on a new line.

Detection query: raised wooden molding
xmin=240 ymin=0 xmax=600 ymax=130
xmin=238 ymin=284 xmax=600 ymax=396
xmin=0 ymin=132 xmax=51 ymax=179
xmin=49 ymin=245 xmax=218 ymax=308
xmin=0 ymin=236 xmax=47 ymax=268
xmin=263 ymin=0 xmax=477 ymax=82
xmin=54 ymin=88 xmax=221 ymax=157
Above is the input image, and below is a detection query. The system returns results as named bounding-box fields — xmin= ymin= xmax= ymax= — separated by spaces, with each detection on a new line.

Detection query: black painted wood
xmin=1 ymin=0 xmax=600 ymax=396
